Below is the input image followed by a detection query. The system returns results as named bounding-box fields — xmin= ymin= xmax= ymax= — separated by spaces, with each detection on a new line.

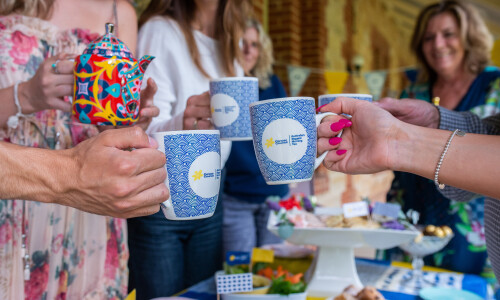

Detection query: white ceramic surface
xmin=267 ymin=213 xmax=418 ymax=297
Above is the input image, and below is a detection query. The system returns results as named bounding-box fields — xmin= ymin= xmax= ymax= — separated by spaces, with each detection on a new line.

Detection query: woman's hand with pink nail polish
xmin=316 ymin=115 xmax=346 ymax=156
xmin=317 ymin=97 xmax=407 ymax=174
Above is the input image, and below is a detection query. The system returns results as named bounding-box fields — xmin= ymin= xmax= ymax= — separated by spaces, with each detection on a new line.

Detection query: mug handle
xmin=314 ymin=112 xmax=345 ymax=169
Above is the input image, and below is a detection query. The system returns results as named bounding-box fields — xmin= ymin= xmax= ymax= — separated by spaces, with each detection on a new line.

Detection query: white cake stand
xmin=267 ymin=214 xmax=418 ymax=297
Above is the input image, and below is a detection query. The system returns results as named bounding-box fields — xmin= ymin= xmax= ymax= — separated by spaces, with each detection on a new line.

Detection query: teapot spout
xmin=138 ymin=55 xmax=155 ymax=73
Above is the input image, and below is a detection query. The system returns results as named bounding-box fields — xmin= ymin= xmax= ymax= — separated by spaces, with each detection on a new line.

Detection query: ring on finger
xmin=193 ymin=118 xmax=198 ymax=130
xmin=51 ymin=59 xmax=60 ymax=74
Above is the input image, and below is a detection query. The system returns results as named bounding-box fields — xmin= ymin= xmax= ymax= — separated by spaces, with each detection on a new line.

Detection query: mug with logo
xmin=318 ymin=93 xmax=372 ymax=107
xmin=151 ymin=130 xmax=221 ymax=220
xmin=249 ymin=97 xmax=341 ymax=185
xmin=210 ymin=77 xmax=259 ymax=140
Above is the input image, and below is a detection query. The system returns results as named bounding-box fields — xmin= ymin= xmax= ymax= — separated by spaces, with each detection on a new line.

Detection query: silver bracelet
xmin=434 ymin=129 xmax=466 ymax=189
xmin=7 ymin=82 xmax=23 ymax=129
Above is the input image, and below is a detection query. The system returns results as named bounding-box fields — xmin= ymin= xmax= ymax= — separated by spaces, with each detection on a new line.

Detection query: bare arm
xmin=394 ymin=125 xmax=500 ymax=200
xmin=0 ymin=127 xmax=169 ymax=218
xmin=116 ymin=0 xmax=138 ymax=55
xmin=0 ymin=55 xmax=74 ymax=128
xmin=317 ymin=98 xmax=500 ymax=200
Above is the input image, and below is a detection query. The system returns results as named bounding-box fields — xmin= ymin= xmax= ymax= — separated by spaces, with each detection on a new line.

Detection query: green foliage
xmin=252 ymin=262 xmax=269 ymax=274
xmin=267 ymin=276 xmax=306 ymax=295
xmin=455 ymin=223 xmax=471 ymax=236
xmin=223 ymin=262 xmax=249 ymax=274
xmin=468 ymin=244 xmax=487 ymax=252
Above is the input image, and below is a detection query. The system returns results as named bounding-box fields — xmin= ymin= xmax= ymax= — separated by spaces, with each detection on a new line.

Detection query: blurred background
xmin=133 ymin=0 xmax=500 ymax=207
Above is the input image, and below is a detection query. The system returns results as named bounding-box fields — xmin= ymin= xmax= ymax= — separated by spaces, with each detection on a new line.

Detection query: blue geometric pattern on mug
xmin=250 ymin=98 xmax=316 ymax=182
xmin=163 ymin=134 xmax=220 ymax=218
xmin=210 ymin=80 xmax=258 ymax=138
xmin=319 ymin=95 xmax=372 ymax=107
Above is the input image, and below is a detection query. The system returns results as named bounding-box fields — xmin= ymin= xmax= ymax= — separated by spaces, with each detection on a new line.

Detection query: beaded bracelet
xmin=434 ymin=129 xmax=466 ymax=189
xmin=7 ymin=82 xmax=23 ymax=129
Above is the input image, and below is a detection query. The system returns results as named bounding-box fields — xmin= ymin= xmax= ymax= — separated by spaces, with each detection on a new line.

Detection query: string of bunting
xmin=279 ymin=62 xmax=418 ymax=99
xmin=280 ymin=36 xmax=499 ymax=99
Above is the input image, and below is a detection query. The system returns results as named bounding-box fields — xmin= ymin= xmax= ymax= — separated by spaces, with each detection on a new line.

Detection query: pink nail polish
xmin=330 ymin=122 xmax=345 ymax=132
xmin=338 ymin=119 xmax=349 ymax=124
xmin=316 ymin=104 xmax=327 ymax=113
xmin=344 ymin=120 xmax=352 ymax=127
xmin=336 ymin=149 xmax=347 ymax=155
xmin=329 ymin=137 xmax=342 ymax=145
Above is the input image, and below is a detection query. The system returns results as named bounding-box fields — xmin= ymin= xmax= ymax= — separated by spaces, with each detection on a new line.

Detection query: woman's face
xmin=242 ymin=27 xmax=260 ymax=73
xmin=422 ymin=12 xmax=466 ymax=78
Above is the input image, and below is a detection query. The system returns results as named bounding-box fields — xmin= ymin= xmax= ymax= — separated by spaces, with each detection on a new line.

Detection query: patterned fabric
xmin=73 ymin=26 xmax=154 ymax=126
xmin=0 ymin=15 xmax=128 ymax=300
xmin=387 ymin=68 xmax=500 ymax=277
xmin=438 ymin=108 xmax=500 ymax=281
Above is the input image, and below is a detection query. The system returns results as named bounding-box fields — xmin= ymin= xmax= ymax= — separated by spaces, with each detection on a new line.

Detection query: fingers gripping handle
xmin=315 ymin=112 xmax=343 ymax=169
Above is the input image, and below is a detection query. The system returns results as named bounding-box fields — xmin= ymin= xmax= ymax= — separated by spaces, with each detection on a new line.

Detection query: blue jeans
xmin=222 ymin=193 xmax=282 ymax=255
xmin=127 ymin=198 xmax=223 ymax=300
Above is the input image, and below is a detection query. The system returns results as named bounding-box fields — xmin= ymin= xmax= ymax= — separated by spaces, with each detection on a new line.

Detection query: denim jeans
xmin=127 ymin=198 xmax=223 ymax=300
xmin=222 ymin=193 xmax=282 ymax=255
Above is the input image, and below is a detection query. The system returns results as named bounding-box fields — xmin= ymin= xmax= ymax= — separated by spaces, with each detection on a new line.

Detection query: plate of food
xmin=216 ymin=266 xmax=307 ymax=300
xmin=265 ymin=195 xmax=419 ymax=297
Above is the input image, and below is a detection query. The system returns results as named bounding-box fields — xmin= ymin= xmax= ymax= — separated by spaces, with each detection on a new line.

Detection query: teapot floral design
xmin=73 ymin=23 xmax=154 ymax=126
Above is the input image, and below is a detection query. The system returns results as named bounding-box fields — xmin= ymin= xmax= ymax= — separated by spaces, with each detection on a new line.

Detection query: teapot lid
xmin=83 ymin=23 xmax=133 ymax=59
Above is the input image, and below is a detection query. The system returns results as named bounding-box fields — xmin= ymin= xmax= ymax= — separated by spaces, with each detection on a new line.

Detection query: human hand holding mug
xmin=151 ymin=130 xmax=221 ymax=220
xmin=210 ymin=77 xmax=259 ymax=140
xmin=183 ymin=92 xmax=213 ymax=130
xmin=249 ymin=97 xmax=343 ymax=184
xmin=318 ymin=97 xmax=402 ymax=174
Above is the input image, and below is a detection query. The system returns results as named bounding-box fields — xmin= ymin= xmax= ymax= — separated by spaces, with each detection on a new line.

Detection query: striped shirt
xmin=438 ymin=107 xmax=500 ymax=280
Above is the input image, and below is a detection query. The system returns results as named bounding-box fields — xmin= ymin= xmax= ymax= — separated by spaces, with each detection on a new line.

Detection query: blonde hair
xmin=140 ymin=0 xmax=249 ymax=78
xmin=246 ymin=19 xmax=274 ymax=89
xmin=411 ymin=0 xmax=493 ymax=83
xmin=0 ymin=0 xmax=55 ymax=19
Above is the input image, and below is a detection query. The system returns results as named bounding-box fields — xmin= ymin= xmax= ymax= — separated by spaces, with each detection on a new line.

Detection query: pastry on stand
xmin=267 ymin=212 xmax=418 ymax=297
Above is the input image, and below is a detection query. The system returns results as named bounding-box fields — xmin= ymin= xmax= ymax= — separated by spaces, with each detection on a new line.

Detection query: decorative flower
xmin=466 ymin=221 xmax=486 ymax=246
xmin=74 ymin=29 xmax=99 ymax=44
xmin=55 ymin=270 xmax=68 ymax=300
xmin=25 ymin=263 xmax=50 ymax=299
xmin=9 ymin=30 xmax=38 ymax=65
xmin=104 ymin=226 xmax=119 ymax=280
xmin=51 ymin=234 xmax=64 ymax=254
xmin=0 ymin=221 xmax=13 ymax=246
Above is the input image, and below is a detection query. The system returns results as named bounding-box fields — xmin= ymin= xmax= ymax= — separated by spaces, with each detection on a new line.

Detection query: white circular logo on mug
xmin=262 ymin=118 xmax=308 ymax=164
xmin=189 ymin=152 xmax=221 ymax=198
xmin=211 ymin=93 xmax=240 ymax=127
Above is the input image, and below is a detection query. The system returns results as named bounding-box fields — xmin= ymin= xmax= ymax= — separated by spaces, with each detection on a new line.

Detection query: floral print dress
xmin=0 ymin=15 xmax=128 ymax=300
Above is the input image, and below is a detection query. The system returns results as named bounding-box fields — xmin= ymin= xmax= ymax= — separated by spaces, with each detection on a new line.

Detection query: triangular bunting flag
xmin=404 ymin=69 xmax=418 ymax=84
xmin=364 ymin=71 xmax=387 ymax=100
xmin=287 ymin=65 xmax=311 ymax=97
xmin=324 ymin=71 xmax=349 ymax=94
xmin=492 ymin=39 xmax=500 ymax=67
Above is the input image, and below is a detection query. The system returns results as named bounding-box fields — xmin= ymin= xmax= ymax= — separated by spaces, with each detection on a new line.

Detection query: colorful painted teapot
xmin=73 ymin=23 xmax=154 ymax=126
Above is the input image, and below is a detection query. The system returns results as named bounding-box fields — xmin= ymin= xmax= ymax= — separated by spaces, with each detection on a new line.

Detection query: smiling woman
xmin=381 ymin=0 xmax=500 ymax=276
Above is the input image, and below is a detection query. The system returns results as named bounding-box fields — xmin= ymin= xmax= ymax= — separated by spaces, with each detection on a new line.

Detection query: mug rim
xmin=210 ymin=76 xmax=258 ymax=82
xmin=319 ymin=93 xmax=372 ymax=100
xmin=151 ymin=130 xmax=220 ymax=137
xmin=249 ymin=96 xmax=315 ymax=107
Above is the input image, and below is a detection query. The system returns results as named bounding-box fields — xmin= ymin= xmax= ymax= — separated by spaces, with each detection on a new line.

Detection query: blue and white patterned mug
xmin=318 ymin=93 xmax=373 ymax=107
xmin=210 ymin=77 xmax=259 ymax=140
xmin=249 ymin=97 xmax=341 ymax=185
xmin=152 ymin=130 xmax=221 ymax=220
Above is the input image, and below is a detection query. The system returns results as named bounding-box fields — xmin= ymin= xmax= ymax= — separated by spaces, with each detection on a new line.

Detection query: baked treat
xmin=334 ymin=284 xmax=359 ymax=300
xmin=356 ymin=286 xmax=385 ymax=300
xmin=334 ymin=285 xmax=385 ymax=300
xmin=321 ymin=214 xmax=344 ymax=227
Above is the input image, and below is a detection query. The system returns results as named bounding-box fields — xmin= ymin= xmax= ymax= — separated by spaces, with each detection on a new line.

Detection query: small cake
xmin=356 ymin=286 xmax=385 ymax=300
